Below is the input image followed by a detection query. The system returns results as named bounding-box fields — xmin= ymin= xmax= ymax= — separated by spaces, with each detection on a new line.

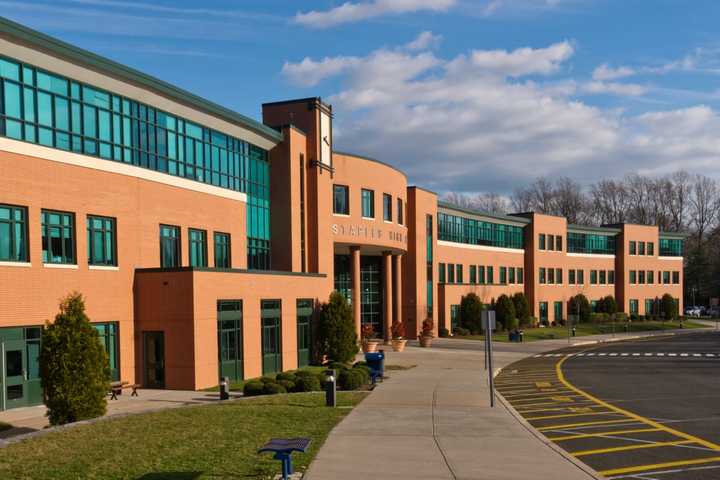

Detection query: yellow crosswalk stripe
xmin=572 ymin=439 xmax=694 ymax=457
xmin=537 ymin=418 xmax=637 ymax=431
xmin=526 ymin=411 xmax=618 ymax=421
xmin=600 ymin=456 xmax=720 ymax=476
xmin=547 ymin=427 xmax=659 ymax=441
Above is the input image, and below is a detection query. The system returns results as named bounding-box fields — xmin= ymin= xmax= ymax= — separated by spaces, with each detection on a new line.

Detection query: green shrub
xmin=277 ymin=379 xmax=295 ymax=392
xmin=438 ymin=327 xmax=450 ymax=338
xmin=453 ymin=327 xmax=470 ymax=336
xmin=568 ymin=294 xmax=591 ymax=323
xmin=505 ymin=317 xmax=519 ymax=331
xmin=259 ymin=376 xmax=276 ymax=384
xmin=460 ymin=293 xmax=483 ymax=334
xmin=339 ymin=369 xmax=365 ymax=390
xmin=276 ymin=372 xmax=297 ymax=383
xmin=512 ymin=292 xmax=531 ymax=326
xmin=40 ymin=293 xmax=110 ymax=426
xmin=263 ymin=382 xmax=287 ymax=395
xmin=328 ymin=361 xmax=350 ymax=372
xmin=598 ymin=295 xmax=618 ymax=315
xmin=352 ymin=364 xmax=371 ymax=383
xmin=295 ymin=375 xmax=321 ymax=392
xmin=294 ymin=369 xmax=315 ymax=378
xmin=661 ymin=294 xmax=679 ymax=320
xmin=615 ymin=312 xmax=628 ymax=322
xmin=243 ymin=381 xmax=265 ymax=397
xmin=316 ymin=292 xmax=359 ymax=363
xmin=529 ymin=316 xmax=539 ymax=327
xmin=495 ymin=294 xmax=516 ymax=331
xmin=590 ymin=313 xmax=609 ymax=323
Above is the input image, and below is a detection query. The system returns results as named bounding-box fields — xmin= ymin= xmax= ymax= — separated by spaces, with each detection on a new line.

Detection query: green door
xmin=144 ymin=332 xmax=165 ymax=388
xmin=450 ymin=305 xmax=460 ymax=332
xmin=554 ymin=302 xmax=563 ymax=323
xmin=3 ymin=340 xmax=27 ymax=410
xmin=218 ymin=301 xmax=243 ymax=382
xmin=297 ymin=299 xmax=313 ymax=369
xmin=539 ymin=302 xmax=549 ymax=324
xmin=261 ymin=300 xmax=282 ymax=375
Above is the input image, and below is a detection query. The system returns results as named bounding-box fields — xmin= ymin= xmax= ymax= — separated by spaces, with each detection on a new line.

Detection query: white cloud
xmin=404 ymin=31 xmax=443 ymax=51
xmin=583 ymin=81 xmax=647 ymax=97
xmin=479 ymin=0 xmax=574 ymax=16
xmin=282 ymin=39 xmax=720 ymax=193
xmin=294 ymin=0 xmax=456 ymax=28
xmin=592 ymin=63 xmax=635 ymax=81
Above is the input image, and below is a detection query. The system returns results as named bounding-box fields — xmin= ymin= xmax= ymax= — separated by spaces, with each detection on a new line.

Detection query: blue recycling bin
xmin=364 ymin=350 xmax=385 ymax=384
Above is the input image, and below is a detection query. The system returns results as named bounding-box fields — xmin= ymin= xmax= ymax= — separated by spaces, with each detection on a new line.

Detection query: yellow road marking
xmin=537 ymin=418 xmax=637 ymax=431
xmin=556 ymin=355 xmax=720 ymax=451
xmin=573 ymin=440 xmax=694 ymax=457
xmin=517 ymin=406 xmax=598 ymax=414
xmin=501 ymin=391 xmax=578 ymax=398
xmin=550 ymin=396 xmax=574 ymax=402
xmin=526 ymin=411 xmax=618 ymax=421
xmin=547 ymin=427 xmax=660 ymax=441
xmin=600 ymin=456 xmax=720 ymax=476
xmin=512 ymin=399 xmax=588 ymax=409
xmin=535 ymin=381 xmax=553 ymax=388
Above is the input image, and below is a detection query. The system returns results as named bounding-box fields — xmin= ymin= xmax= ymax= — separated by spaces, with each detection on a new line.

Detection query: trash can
xmin=364 ymin=350 xmax=385 ymax=383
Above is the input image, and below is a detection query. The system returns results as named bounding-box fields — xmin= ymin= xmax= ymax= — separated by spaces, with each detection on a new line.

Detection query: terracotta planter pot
xmin=391 ymin=339 xmax=407 ymax=352
xmin=419 ymin=336 xmax=433 ymax=348
xmin=362 ymin=340 xmax=380 ymax=353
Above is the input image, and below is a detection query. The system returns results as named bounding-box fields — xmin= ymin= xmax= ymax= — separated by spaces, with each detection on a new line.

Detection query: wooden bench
xmin=109 ymin=381 xmax=140 ymax=400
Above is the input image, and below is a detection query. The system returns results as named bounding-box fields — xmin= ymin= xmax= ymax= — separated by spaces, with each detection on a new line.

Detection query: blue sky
xmin=6 ymin=0 xmax=720 ymax=194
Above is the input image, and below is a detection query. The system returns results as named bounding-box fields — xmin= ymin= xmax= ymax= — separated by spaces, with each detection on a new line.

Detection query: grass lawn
xmin=449 ymin=320 xmax=707 ymax=343
xmin=0 ymin=392 xmax=367 ymax=479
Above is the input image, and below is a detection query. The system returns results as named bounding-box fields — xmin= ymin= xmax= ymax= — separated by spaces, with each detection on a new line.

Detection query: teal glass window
xmin=362 ymin=189 xmax=374 ymax=218
xmin=41 ymin=210 xmax=75 ymax=264
xmin=569 ymin=269 xmax=576 ymax=285
xmin=87 ymin=215 xmax=116 ymax=266
xmin=638 ymin=270 xmax=645 ymax=284
xmin=672 ymin=271 xmax=680 ymax=284
xmin=383 ymin=193 xmax=392 ymax=221
xmin=539 ymin=302 xmax=548 ymax=323
xmin=214 ymin=232 xmax=231 ymax=268
xmin=509 ymin=266 xmax=515 ymax=284
xmin=159 ymin=224 xmax=180 ymax=268
xmin=456 ymin=264 xmax=463 ymax=283
xmin=439 ymin=263 xmax=445 ymax=283
xmin=437 ymin=212 xmax=523 ymax=249
xmin=590 ymin=270 xmax=598 ymax=284
xmin=578 ymin=269 xmax=584 ymax=284
xmin=398 ymin=198 xmax=404 ymax=225
xmin=469 ymin=265 xmax=476 ymax=284
xmin=647 ymin=270 xmax=654 ymax=284
xmin=478 ymin=266 xmax=485 ymax=284
xmin=539 ymin=267 xmax=546 ymax=284
xmin=663 ymin=271 xmax=670 ymax=284
xmin=0 ymin=204 xmax=28 ymax=262
xmin=556 ymin=235 xmax=563 ymax=251
xmin=333 ymin=185 xmax=349 ymax=215
xmin=629 ymin=270 xmax=637 ymax=284
xmin=548 ymin=268 xmax=555 ymax=284
xmin=567 ymin=232 xmax=617 ymax=254
xmin=297 ymin=299 xmax=313 ymax=368
xmin=539 ymin=234 xmax=546 ymax=250
xmin=638 ymin=241 xmax=646 ymax=256
xmin=448 ymin=264 xmax=455 ymax=283
xmin=648 ymin=242 xmax=654 ymax=256
xmin=500 ymin=266 xmax=507 ymax=284
xmin=189 ymin=228 xmax=207 ymax=267
xmin=94 ymin=322 xmax=119 ymax=381
xmin=518 ymin=267 xmax=523 ymax=284
xmin=659 ymin=238 xmax=683 ymax=256
xmin=487 ymin=266 xmax=494 ymax=284
xmin=548 ymin=235 xmax=554 ymax=251
xmin=609 ymin=270 xmax=615 ymax=284
xmin=630 ymin=299 xmax=639 ymax=315
xmin=218 ymin=300 xmax=243 ymax=382
xmin=599 ymin=270 xmax=606 ymax=284
xmin=556 ymin=268 xmax=562 ymax=284
xmin=629 ymin=241 xmax=637 ymax=255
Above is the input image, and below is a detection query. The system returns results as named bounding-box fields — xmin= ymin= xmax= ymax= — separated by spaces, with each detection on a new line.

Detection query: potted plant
xmin=418 ymin=318 xmax=435 ymax=348
xmin=391 ymin=321 xmax=407 ymax=352
xmin=361 ymin=324 xmax=380 ymax=353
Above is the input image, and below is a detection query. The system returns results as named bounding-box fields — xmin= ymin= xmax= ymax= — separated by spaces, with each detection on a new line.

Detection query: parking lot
xmin=496 ymin=332 xmax=720 ymax=479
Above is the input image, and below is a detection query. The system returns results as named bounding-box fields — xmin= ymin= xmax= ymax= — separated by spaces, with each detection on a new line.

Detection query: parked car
xmin=709 ymin=306 xmax=720 ymax=318
xmin=684 ymin=306 xmax=702 ymax=317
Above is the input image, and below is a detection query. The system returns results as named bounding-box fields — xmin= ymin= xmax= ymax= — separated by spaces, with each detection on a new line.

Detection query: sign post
xmin=482 ymin=310 xmax=497 ymax=408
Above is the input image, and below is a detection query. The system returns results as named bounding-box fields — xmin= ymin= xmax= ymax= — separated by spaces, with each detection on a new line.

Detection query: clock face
xmin=320 ymin=110 xmax=332 ymax=166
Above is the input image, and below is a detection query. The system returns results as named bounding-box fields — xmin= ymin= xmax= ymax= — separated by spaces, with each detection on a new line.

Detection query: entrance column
xmin=351 ymin=246 xmax=361 ymax=338
xmin=383 ymin=251 xmax=393 ymax=342
xmin=394 ymin=253 xmax=402 ymax=328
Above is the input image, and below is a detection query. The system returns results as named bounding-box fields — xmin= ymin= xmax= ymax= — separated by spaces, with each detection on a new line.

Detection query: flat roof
xmin=0 ymin=16 xmax=283 ymax=144
xmin=437 ymin=201 xmax=531 ymax=226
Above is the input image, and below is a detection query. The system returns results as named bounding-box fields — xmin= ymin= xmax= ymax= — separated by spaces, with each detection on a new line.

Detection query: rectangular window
xmin=0 ymin=204 xmax=28 ymax=262
xmin=638 ymin=270 xmax=645 ymax=284
xmin=629 ymin=270 xmax=637 ymax=284
xmin=448 ymin=263 xmax=455 ymax=283
xmin=214 ymin=232 xmax=231 ymax=268
xmin=218 ymin=300 xmax=243 ymax=381
xmin=569 ymin=269 xmax=576 ymax=285
xmin=630 ymin=299 xmax=639 ymax=315
xmin=361 ymin=189 xmax=374 ymax=218
xmin=647 ymin=270 xmax=654 ymax=284
xmin=539 ymin=267 xmax=546 ymax=284
xmin=645 ymin=299 xmax=655 ymax=316
xmin=456 ymin=264 xmax=463 ymax=283
xmin=556 ymin=235 xmax=563 ymax=252
xmin=638 ymin=241 xmax=646 ymax=256
xmin=609 ymin=270 xmax=615 ymax=284
xmin=261 ymin=299 xmax=282 ymax=375
xmin=554 ymin=301 xmax=563 ymax=322
xmin=539 ymin=233 xmax=546 ymax=250
xmin=518 ymin=267 xmax=524 ymax=284
xmin=478 ymin=265 xmax=485 ymax=284
xmin=397 ymin=198 xmax=403 ymax=225
xmin=539 ymin=302 xmax=548 ymax=323
xmin=590 ymin=270 xmax=598 ymax=284
xmin=599 ymin=270 xmax=606 ymax=284
xmin=672 ymin=271 xmax=680 ymax=284
xmin=87 ymin=215 xmax=116 ymax=266
xmin=333 ymin=185 xmax=349 ymax=215
xmin=41 ymin=210 xmax=75 ymax=264
xmin=159 ymin=224 xmax=180 ymax=268
xmin=500 ymin=266 xmax=507 ymax=284
xmin=94 ymin=322 xmax=120 ymax=382
xmin=469 ymin=265 xmax=477 ymax=284
xmin=556 ymin=268 xmax=562 ymax=284
xmin=439 ymin=263 xmax=446 ymax=283
xmin=426 ymin=215 xmax=433 ymax=316
xmin=189 ymin=228 xmax=207 ymax=267
xmin=297 ymin=299 xmax=313 ymax=368
xmin=487 ymin=266 xmax=494 ymax=284
xmin=629 ymin=241 xmax=636 ymax=255
xmin=663 ymin=271 xmax=670 ymax=284
xmin=647 ymin=242 xmax=654 ymax=256
xmin=383 ymin=193 xmax=392 ymax=221
xmin=548 ymin=235 xmax=554 ymax=251
xmin=548 ymin=267 xmax=555 ymax=284
xmin=578 ymin=269 xmax=584 ymax=284
xmin=509 ymin=267 xmax=515 ymax=284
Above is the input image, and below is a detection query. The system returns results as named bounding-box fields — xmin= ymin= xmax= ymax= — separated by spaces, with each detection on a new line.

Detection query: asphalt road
xmin=496 ymin=332 xmax=720 ymax=480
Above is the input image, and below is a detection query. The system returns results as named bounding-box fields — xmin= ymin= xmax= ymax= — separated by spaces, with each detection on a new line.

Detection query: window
xmin=487 ymin=266 xmax=494 ymax=284
xmin=599 ymin=270 xmax=606 ymax=284
xmin=672 ymin=271 xmax=680 ymax=284
xmin=554 ymin=301 xmax=563 ymax=322
xmin=478 ymin=266 xmax=485 ymax=284
xmin=569 ymin=269 xmax=576 ymax=285
xmin=426 ymin=215 xmax=433 ymax=317
xmin=189 ymin=228 xmax=207 ymax=267
xmin=556 ymin=268 xmax=562 ymax=284
xmin=159 ymin=224 xmax=180 ymax=267
xmin=578 ymin=269 xmax=585 ymax=284
xmin=663 ymin=271 xmax=670 ymax=284
xmin=361 ymin=189 xmax=374 ymax=218
xmin=87 ymin=215 xmax=116 ymax=266
xmin=0 ymin=204 xmax=28 ymax=262
xmin=214 ymin=232 xmax=231 ymax=268
xmin=629 ymin=299 xmax=639 ymax=315
xmin=629 ymin=241 xmax=636 ymax=255
xmin=94 ymin=322 xmax=120 ymax=381
xmin=539 ymin=267 xmax=546 ymax=284
xmin=539 ymin=233 xmax=546 ymax=250
xmin=638 ymin=270 xmax=645 ymax=284
xmin=439 ymin=263 xmax=446 ymax=283
xmin=539 ymin=302 xmax=548 ymax=323
xmin=448 ymin=264 xmax=455 ymax=283
xmin=500 ymin=266 xmax=507 ymax=284
xmin=647 ymin=270 xmax=654 ymax=284
xmin=590 ymin=270 xmax=598 ymax=284
xmin=629 ymin=270 xmax=637 ymax=284
xmin=548 ymin=235 xmax=554 ymax=251
xmin=437 ymin=212 xmax=523 ymax=249
xmin=383 ymin=193 xmax=392 ymax=221
xmin=518 ymin=267 xmax=524 ymax=284
xmin=218 ymin=300 xmax=243 ymax=381
xmin=297 ymin=299 xmax=313 ymax=368
xmin=638 ymin=241 xmax=646 ymax=256
xmin=450 ymin=305 xmax=460 ymax=332
xmin=509 ymin=267 xmax=515 ymax=284
xmin=567 ymin=232 xmax=617 ymax=254
xmin=648 ymin=242 xmax=654 ymax=256
xmin=261 ymin=300 xmax=282 ymax=375
xmin=548 ymin=267 xmax=555 ymax=284
xmin=469 ymin=265 xmax=477 ymax=284
xmin=645 ymin=299 xmax=655 ymax=316
xmin=41 ymin=210 xmax=75 ymax=264
xmin=556 ymin=235 xmax=563 ymax=252
xmin=609 ymin=270 xmax=615 ymax=284
xmin=333 ymin=185 xmax=349 ymax=215
xmin=397 ymin=198 xmax=404 ymax=225
xmin=456 ymin=264 xmax=463 ymax=283
xmin=660 ymin=238 xmax=683 ymax=256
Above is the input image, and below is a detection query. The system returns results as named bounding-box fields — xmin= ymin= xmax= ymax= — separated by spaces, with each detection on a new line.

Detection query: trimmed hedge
xmin=243 ymin=381 xmax=265 ymax=397
xmin=339 ymin=369 xmax=364 ymax=391
xmin=263 ymin=382 xmax=287 ymax=395
xmin=295 ymin=375 xmax=321 ymax=392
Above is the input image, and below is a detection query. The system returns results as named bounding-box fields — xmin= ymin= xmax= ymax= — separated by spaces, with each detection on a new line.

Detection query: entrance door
xmin=218 ymin=300 xmax=243 ymax=382
xmin=3 ymin=340 xmax=27 ymax=409
xmin=144 ymin=332 xmax=165 ymax=388
xmin=296 ymin=299 xmax=313 ymax=369
xmin=361 ymin=257 xmax=382 ymax=336
xmin=261 ymin=300 xmax=282 ymax=375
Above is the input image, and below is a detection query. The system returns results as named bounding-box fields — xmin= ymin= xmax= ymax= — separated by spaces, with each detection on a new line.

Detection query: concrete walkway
xmin=306 ymin=327 xmax=711 ymax=480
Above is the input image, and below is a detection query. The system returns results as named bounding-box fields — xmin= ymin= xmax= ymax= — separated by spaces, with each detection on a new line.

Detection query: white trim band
xmin=565 ymin=252 xmax=616 ymax=259
xmin=89 ymin=265 xmax=120 ymax=271
xmin=658 ymin=256 xmax=683 ymax=261
xmin=0 ymin=138 xmax=247 ymax=203
xmin=0 ymin=261 xmax=31 ymax=268
xmin=437 ymin=240 xmax=524 ymax=254
xmin=43 ymin=263 xmax=79 ymax=269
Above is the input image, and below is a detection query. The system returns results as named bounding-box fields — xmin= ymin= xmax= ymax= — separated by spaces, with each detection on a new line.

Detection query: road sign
xmin=481 ymin=310 xmax=496 ymax=331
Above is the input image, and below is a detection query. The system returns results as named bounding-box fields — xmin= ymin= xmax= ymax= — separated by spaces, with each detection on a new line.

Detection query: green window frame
xmin=539 ymin=302 xmax=548 ymax=323
xmin=261 ymin=299 xmax=282 ymax=375
xmin=556 ymin=268 xmax=562 ymax=284
xmin=438 ymin=262 xmax=445 ymax=283
xmin=0 ymin=204 xmax=28 ymax=262
xmin=638 ymin=270 xmax=645 ymax=284
xmin=213 ymin=232 xmax=231 ymax=268
xmin=189 ymin=228 xmax=208 ymax=267
xmin=554 ymin=301 xmax=563 ymax=322
xmin=450 ymin=304 xmax=460 ymax=332
xmin=548 ymin=267 xmax=555 ymax=284
xmin=629 ymin=241 xmax=636 ymax=255
xmin=217 ymin=300 xmax=243 ymax=381
xmin=500 ymin=266 xmax=507 ymax=284
xmin=672 ymin=271 xmax=680 ymax=284
xmin=448 ymin=264 xmax=455 ymax=283
xmin=469 ymin=265 xmax=476 ymax=284
xmin=578 ymin=269 xmax=585 ymax=284
xmin=297 ymin=299 xmax=313 ymax=368
xmin=94 ymin=322 xmax=120 ymax=382
xmin=478 ymin=265 xmax=485 ymax=284
xmin=609 ymin=270 xmax=615 ymax=284
xmin=456 ymin=264 xmax=463 ymax=283
xmin=436 ymin=212 xmax=524 ymax=249
xmin=645 ymin=299 xmax=655 ymax=316
xmin=647 ymin=242 xmax=654 ymax=256
xmin=539 ymin=233 xmax=546 ymax=250
xmin=383 ymin=193 xmax=392 ymax=222
xmin=638 ymin=241 xmax=645 ymax=256
xmin=556 ymin=235 xmax=563 ymax=251
xmin=159 ymin=224 xmax=180 ymax=268
xmin=548 ymin=235 xmax=554 ymax=251
xmin=41 ymin=209 xmax=75 ymax=264
xmin=518 ymin=267 xmax=524 ymax=284
xmin=629 ymin=270 xmax=637 ymax=284
xmin=567 ymin=231 xmax=616 ymax=254
xmin=662 ymin=271 xmax=670 ymax=284
xmin=659 ymin=238 xmax=683 ymax=256
xmin=397 ymin=198 xmax=404 ymax=225
xmin=539 ymin=267 xmax=546 ymax=284
xmin=361 ymin=189 xmax=374 ymax=218
xmin=509 ymin=267 xmax=515 ymax=284
xmin=87 ymin=215 xmax=116 ymax=266
xmin=569 ymin=269 xmax=576 ymax=285
xmin=486 ymin=266 xmax=494 ymax=284
xmin=647 ymin=270 xmax=654 ymax=284
xmin=333 ymin=185 xmax=349 ymax=215
xmin=599 ymin=270 xmax=606 ymax=284
xmin=629 ymin=299 xmax=639 ymax=314
xmin=590 ymin=270 xmax=598 ymax=284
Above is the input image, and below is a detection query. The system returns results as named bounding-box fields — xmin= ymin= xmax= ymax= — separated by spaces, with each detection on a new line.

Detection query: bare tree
xmin=668 ymin=170 xmax=691 ymax=232
xmin=589 ymin=179 xmax=628 ymax=225
xmin=689 ymin=174 xmax=719 ymax=243
xmin=552 ymin=177 xmax=587 ymax=224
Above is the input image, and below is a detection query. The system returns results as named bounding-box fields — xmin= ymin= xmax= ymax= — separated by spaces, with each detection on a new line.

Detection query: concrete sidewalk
xmin=305 ymin=327 xmax=710 ymax=480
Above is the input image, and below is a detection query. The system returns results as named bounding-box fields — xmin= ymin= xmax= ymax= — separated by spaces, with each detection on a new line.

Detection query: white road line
xmin=644 ymin=353 xmax=653 ymax=356
xmin=599 ymin=353 xmax=607 ymax=356
xmin=587 ymin=353 xmax=596 ymax=356
xmin=632 ymin=353 xmax=640 ymax=356
xmin=680 ymin=353 xmax=689 ymax=357
xmin=656 ymin=353 xmax=665 ymax=356
xmin=621 ymin=353 xmax=629 ymax=356
xmin=692 ymin=353 xmax=702 ymax=357
xmin=668 ymin=353 xmax=677 ymax=357
xmin=577 ymin=353 xmax=586 ymax=357
xmin=609 ymin=353 xmax=618 ymax=356
xmin=707 ymin=353 xmax=716 ymax=357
